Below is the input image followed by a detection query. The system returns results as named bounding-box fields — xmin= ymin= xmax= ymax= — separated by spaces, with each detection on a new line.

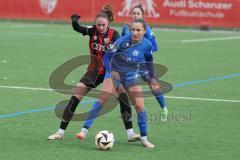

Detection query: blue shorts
xmin=105 ymin=71 xmax=140 ymax=88
xmin=121 ymin=72 xmax=140 ymax=88
xmin=139 ymin=64 xmax=151 ymax=82
xmin=139 ymin=70 xmax=150 ymax=82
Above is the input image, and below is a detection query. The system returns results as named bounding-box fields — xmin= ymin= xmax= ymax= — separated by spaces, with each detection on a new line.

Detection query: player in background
xmin=48 ymin=5 xmax=136 ymax=140
xmin=77 ymin=19 xmax=155 ymax=148
xmin=121 ymin=4 xmax=168 ymax=121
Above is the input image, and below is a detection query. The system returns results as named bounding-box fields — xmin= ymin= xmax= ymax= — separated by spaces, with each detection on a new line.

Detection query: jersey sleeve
xmin=103 ymin=34 xmax=132 ymax=71
xmin=103 ymin=43 xmax=118 ymax=72
xmin=121 ymin=24 xmax=131 ymax=37
xmin=72 ymin=21 xmax=94 ymax=36
xmin=121 ymin=25 xmax=126 ymax=36
xmin=145 ymin=25 xmax=158 ymax=53
xmin=103 ymin=32 xmax=120 ymax=72
xmin=112 ymin=31 xmax=120 ymax=42
xmin=115 ymin=34 xmax=131 ymax=50
xmin=144 ymin=42 xmax=155 ymax=79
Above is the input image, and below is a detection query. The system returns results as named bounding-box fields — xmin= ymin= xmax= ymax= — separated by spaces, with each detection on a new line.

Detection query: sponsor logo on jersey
xmin=92 ymin=43 xmax=108 ymax=51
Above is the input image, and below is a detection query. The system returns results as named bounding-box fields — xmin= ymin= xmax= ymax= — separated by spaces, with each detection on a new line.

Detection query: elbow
xmin=152 ymin=48 xmax=157 ymax=53
xmin=152 ymin=45 xmax=158 ymax=52
xmin=72 ymin=26 xmax=78 ymax=32
xmin=72 ymin=22 xmax=79 ymax=31
xmin=145 ymin=54 xmax=153 ymax=62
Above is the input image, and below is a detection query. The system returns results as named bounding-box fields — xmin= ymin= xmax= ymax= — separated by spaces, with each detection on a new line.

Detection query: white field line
xmin=181 ymin=36 xmax=240 ymax=43
xmin=0 ymin=85 xmax=54 ymax=91
xmin=0 ymin=31 xmax=175 ymax=41
xmin=1 ymin=28 xmax=240 ymax=40
xmin=0 ymin=31 xmax=75 ymax=38
xmin=0 ymin=85 xmax=240 ymax=103
xmin=155 ymin=28 xmax=240 ymax=34
xmin=1 ymin=22 xmax=239 ymax=34
xmin=165 ymin=96 xmax=240 ymax=103
xmin=10 ymin=24 xmax=48 ymax=28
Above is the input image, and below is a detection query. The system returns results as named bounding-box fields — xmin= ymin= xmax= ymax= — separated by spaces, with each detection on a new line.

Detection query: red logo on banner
xmin=39 ymin=0 xmax=58 ymax=14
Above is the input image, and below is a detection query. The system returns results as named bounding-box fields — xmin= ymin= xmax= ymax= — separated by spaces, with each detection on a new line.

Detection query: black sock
xmin=119 ymin=93 xmax=133 ymax=130
xmin=60 ymin=96 xmax=80 ymax=130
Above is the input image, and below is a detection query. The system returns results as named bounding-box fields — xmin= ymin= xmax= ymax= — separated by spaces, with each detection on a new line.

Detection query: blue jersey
xmin=121 ymin=24 xmax=158 ymax=52
xmin=103 ymin=34 xmax=154 ymax=87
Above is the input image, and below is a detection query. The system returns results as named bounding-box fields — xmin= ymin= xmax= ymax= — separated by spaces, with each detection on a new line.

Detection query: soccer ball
xmin=95 ymin=130 xmax=114 ymax=150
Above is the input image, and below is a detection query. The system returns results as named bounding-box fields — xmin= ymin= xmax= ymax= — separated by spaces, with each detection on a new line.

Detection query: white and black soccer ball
xmin=95 ymin=130 xmax=115 ymax=150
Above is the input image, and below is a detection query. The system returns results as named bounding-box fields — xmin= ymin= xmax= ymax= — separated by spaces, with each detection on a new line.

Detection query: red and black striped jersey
xmin=72 ymin=22 xmax=119 ymax=75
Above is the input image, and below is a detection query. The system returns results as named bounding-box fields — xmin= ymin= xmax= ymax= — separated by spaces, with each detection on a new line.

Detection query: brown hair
xmin=95 ymin=4 xmax=114 ymax=23
xmin=132 ymin=18 xmax=147 ymax=30
xmin=132 ymin=4 xmax=145 ymax=15
xmin=102 ymin=4 xmax=114 ymax=22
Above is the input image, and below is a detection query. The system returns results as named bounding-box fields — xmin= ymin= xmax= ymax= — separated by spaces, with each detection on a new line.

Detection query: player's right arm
xmin=121 ymin=24 xmax=131 ymax=37
xmin=103 ymin=34 xmax=131 ymax=73
xmin=103 ymin=43 xmax=118 ymax=72
xmin=71 ymin=14 xmax=92 ymax=36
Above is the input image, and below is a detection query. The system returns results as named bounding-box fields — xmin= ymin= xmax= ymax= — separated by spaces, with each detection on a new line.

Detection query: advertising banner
xmin=0 ymin=0 xmax=239 ymax=28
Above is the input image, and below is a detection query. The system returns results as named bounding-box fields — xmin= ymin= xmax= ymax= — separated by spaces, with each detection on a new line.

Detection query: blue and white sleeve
xmin=149 ymin=36 xmax=158 ymax=53
xmin=144 ymin=46 xmax=155 ymax=79
xmin=103 ymin=43 xmax=118 ymax=72
xmin=121 ymin=24 xmax=130 ymax=37
xmin=146 ymin=26 xmax=158 ymax=53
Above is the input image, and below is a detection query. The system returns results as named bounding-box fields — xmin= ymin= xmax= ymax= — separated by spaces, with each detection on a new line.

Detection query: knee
xmin=72 ymin=87 xmax=86 ymax=100
xmin=98 ymin=92 xmax=112 ymax=104
xmin=96 ymin=99 xmax=105 ymax=105
xmin=72 ymin=94 xmax=83 ymax=100
xmin=134 ymin=103 xmax=144 ymax=112
xmin=72 ymin=83 xmax=88 ymax=98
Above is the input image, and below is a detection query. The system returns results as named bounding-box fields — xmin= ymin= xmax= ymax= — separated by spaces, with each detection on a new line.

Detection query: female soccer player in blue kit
xmin=122 ymin=4 xmax=168 ymax=121
xmin=76 ymin=18 xmax=155 ymax=148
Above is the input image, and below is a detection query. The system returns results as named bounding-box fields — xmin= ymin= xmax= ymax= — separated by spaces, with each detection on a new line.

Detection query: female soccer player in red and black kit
xmin=48 ymin=5 xmax=135 ymax=140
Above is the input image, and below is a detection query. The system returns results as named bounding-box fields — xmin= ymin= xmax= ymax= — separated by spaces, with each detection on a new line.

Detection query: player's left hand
xmin=149 ymin=78 xmax=160 ymax=91
xmin=71 ymin=14 xmax=81 ymax=22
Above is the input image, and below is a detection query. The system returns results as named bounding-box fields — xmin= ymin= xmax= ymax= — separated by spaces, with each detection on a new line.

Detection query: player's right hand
xmin=71 ymin=14 xmax=81 ymax=22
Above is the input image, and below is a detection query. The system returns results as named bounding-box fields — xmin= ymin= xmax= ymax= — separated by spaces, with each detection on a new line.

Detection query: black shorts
xmin=79 ymin=70 xmax=105 ymax=88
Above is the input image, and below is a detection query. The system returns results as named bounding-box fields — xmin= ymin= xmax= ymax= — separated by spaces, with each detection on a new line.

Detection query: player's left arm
xmin=144 ymin=43 xmax=160 ymax=90
xmin=103 ymin=31 xmax=120 ymax=71
xmin=105 ymin=34 xmax=131 ymax=70
xmin=144 ymin=45 xmax=154 ymax=79
xmin=146 ymin=26 xmax=158 ymax=53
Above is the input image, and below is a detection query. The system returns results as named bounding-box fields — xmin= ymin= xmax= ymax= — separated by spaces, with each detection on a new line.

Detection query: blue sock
xmin=137 ymin=110 xmax=147 ymax=137
xmin=83 ymin=101 xmax=102 ymax=129
xmin=153 ymin=90 xmax=166 ymax=109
